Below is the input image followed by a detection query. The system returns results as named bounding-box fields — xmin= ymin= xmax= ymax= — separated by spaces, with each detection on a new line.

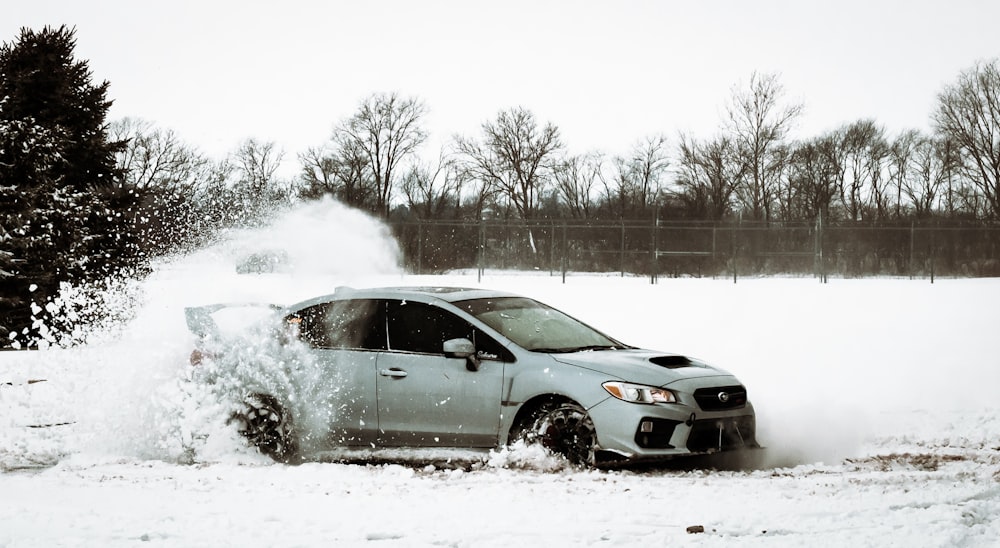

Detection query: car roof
xmin=287 ymin=286 xmax=523 ymax=311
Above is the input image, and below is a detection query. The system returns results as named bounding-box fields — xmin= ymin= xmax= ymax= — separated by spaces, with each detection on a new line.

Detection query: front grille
xmin=686 ymin=416 xmax=757 ymax=453
xmin=693 ymin=385 xmax=747 ymax=411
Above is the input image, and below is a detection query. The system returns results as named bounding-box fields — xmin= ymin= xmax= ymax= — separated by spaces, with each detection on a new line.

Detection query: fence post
xmin=416 ymin=222 xmax=423 ymax=275
xmin=712 ymin=225 xmax=717 ymax=260
xmin=731 ymin=216 xmax=739 ymax=284
xmin=930 ymin=223 xmax=936 ymax=284
xmin=477 ymin=218 xmax=484 ymax=283
xmin=620 ymin=219 xmax=626 ymax=277
xmin=650 ymin=215 xmax=658 ymax=284
xmin=909 ymin=221 xmax=915 ymax=280
xmin=549 ymin=220 xmax=555 ymax=277
xmin=712 ymin=225 xmax=718 ymax=279
xmin=561 ymin=222 xmax=567 ymax=284
xmin=816 ymin=212 xmax=826 ymax=283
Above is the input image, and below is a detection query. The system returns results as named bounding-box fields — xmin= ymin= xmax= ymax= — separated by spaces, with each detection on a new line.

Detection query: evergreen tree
xmin=0 ymin=25 xmax=126 ymax=346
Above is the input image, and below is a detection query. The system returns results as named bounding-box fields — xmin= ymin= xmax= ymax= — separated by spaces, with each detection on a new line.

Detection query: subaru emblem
xmin=717 ymin=391 xmax=730 ymax=403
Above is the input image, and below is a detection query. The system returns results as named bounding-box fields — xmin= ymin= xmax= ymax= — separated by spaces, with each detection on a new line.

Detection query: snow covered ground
xmin=2 ymin=199 xmax=999 ymax=547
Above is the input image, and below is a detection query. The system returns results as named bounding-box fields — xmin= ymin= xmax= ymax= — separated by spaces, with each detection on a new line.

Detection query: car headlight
xmin=602 ymin=381 xmax=677 ymax=404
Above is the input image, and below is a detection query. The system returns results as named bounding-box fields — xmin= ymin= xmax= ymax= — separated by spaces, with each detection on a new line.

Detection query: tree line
xmin=106 ymin=64 xmax=1000 ymax=228
xmin=299 ymin=70 xmax=1000 ymax=226
xmin=2 ymin=25 xmax=999 ymax=345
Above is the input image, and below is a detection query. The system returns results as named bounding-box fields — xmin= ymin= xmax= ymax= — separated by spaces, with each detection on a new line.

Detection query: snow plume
xmin=486 ymin=440 xmax=573 ymax=472
xmin=1 ymin=198 xmax=402 ymax=467
xmin=78 ymin=322 xmax=336 ymax=464
xmin=15 ymin=197 xmax=401 ymax=349
xmin=188 ymin=196 xmax=402 ymax=292
xmin=12 ymin=276 xmax=144 ymax=349
xmin=176 ymin=325 xmax=345 ymax=461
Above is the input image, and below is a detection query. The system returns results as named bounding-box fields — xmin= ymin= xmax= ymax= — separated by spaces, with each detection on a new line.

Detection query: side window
xmin=387 ymin=300 xmax=467 ymax=354
xmin=291 ymin=299 xmax=385 ymax=350
xmin=386 ymin=300 xmax=513 ymax=361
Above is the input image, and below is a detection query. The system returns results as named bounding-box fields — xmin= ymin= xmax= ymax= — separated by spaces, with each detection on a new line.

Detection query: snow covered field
xmin=2 ymin=200 xmax=999 ymax=547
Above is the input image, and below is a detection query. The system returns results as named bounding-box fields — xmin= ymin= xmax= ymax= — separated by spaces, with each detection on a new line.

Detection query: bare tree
xmin=902 ymin=135 xmax=961 ymax=218
xmin=673 ymin=133 xmax=742 ymax=220
xmin=230 ymin=138 xmax=286 ymax=223
xmin=835 ymin=119 xmax=888 ymax=221
xmin=401 ymin=148 xmax=461 ymax=219
xmin=552 ymin=152 xmax=602 ymax=219
xmin=457 ymin=171 xmax=497 ymax=221
xmin=726 ymin=72 xmax=803 ymax=221
xmin=190 ymin=159 xmax=241 ymax=228
xmin=602 ymin=156 xmax=632 ymax=218
xmin=864 ymin=131 xmax=892 ymax=220
xmin=337 ymin=92 xmax=428 ymax=217
xmin=234 ymin=137 xmax=284 ymax=197
xmin=109 ymin=117 xmax=227 ymax=252
xmin=110 ymin=117 xmax=210 ymax=193
xmin=782 ymin=134 xmax=840 ymax=221
xmin=887 ymin=130 xmax=921 ymax=218
xmin=297 ymin=140 xmax=372 ymax=208
xmin=631 ymin=134 xmax=671 ymax=213
xmin=600 ymin=135 xmax=670 ymax=219
xmin=936 ymin=138 xmax=964 ymax=218
xmin=454 ymin=107 xmax=562 ymax=220
xmin=297 ymin=146 xmax=338 ymax=197
xmin=933 ymin=59 xmax=1000 ymax=219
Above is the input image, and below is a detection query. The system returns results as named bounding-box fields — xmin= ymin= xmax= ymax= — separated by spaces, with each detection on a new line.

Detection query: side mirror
xmin=443 ymin=338 xmax=481 ymax=371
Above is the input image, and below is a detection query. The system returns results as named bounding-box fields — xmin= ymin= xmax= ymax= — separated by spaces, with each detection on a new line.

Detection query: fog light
xmin=634 ymin=418 xmax=680 ymax=449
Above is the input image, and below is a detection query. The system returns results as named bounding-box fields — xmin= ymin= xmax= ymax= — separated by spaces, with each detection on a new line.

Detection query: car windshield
xmin=454 ymin=297 xmax=625 ymax=352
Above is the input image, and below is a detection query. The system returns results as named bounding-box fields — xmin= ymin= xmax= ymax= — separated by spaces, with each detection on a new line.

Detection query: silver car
xmin=186 ymin=286 xmax=759 ymax=466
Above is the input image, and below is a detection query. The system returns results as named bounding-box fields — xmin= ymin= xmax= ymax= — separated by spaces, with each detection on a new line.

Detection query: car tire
xmin=515 ymin=400 xmax=598 ymax=466
xmin=232 ymin=393 xmax=297 ymax=462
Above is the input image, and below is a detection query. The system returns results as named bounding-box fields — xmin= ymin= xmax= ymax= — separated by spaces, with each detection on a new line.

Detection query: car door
xmin=375 ymin=299 xmax=507 ymax=448
xmin=292 ymin=298 xmax=384 ymax=448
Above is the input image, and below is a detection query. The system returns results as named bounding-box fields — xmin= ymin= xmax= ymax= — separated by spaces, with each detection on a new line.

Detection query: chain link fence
xmin=389 ymin=219 xmax=1000 ymax=282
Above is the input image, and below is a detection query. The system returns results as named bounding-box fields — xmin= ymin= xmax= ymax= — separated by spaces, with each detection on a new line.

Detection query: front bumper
xmin=587 ymin=395 xmax=758 ymax=462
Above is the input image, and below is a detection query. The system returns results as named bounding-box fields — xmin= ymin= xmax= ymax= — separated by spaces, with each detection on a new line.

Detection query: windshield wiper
xmin=532 ymin=345 xmax=619 ymax=353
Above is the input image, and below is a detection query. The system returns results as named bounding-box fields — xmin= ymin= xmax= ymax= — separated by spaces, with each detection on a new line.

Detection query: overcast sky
xmin=6 ymin=0 xmax=999 ymax=175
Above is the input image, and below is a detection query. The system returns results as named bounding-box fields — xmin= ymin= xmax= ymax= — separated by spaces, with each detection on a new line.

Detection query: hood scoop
xmin=648 ymin=355 xmax=698 ymax=369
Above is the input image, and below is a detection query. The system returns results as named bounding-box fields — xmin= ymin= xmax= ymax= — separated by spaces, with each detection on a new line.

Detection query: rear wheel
xmin=514 ymin=400 xmax=597 ymax=466
xmin=232 ymin=393 xmax=296 ymax=462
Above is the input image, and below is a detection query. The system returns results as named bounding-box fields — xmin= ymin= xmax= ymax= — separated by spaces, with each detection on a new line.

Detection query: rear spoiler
xmin=184 ymin=303 xmax=284 ymax=339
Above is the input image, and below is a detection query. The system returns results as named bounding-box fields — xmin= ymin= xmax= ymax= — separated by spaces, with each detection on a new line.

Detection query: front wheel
xmin=231 ymin=393 xmax=297 ymax=462
xmin=515 ymin=401 xmax=598 ymax=466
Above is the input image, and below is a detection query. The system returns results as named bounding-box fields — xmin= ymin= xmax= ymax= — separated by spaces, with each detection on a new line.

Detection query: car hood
xmin=549 ymin=349 xmax=734 ymax=387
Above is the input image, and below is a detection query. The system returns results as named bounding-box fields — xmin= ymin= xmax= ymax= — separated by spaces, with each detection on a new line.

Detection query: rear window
xmin=291 ymin=299 xmax=385 ymax=350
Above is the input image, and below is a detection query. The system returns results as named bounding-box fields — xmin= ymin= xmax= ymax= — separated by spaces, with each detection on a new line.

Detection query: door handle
xmin=379 ymin=368 xmax=408 ymax=378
